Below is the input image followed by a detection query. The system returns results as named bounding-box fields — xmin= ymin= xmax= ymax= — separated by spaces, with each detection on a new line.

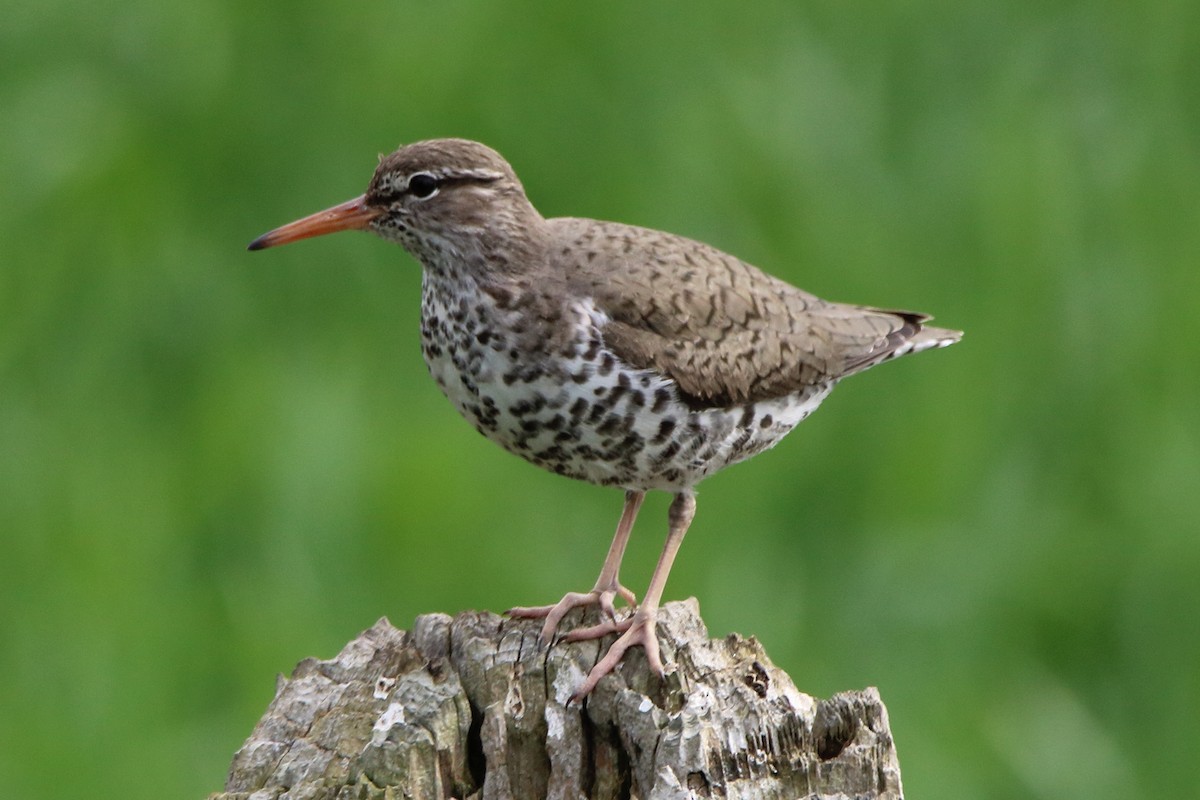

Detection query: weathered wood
xmin=212 ymin=599 xmax=903 ymax=799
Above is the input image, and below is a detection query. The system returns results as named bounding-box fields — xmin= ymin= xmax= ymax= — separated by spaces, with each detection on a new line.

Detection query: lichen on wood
xmin=212 ymin=599 xmax=903 ymax=799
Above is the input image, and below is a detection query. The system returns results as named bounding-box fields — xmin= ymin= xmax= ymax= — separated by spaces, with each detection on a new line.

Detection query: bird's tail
xmin=842 ymin=313 xmax=962 ymax=376
xmin=906 ymin=323 xmax=963 ymax=355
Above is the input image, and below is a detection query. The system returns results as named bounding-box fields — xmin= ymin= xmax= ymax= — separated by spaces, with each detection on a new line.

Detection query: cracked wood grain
xmin=211 ymin=600 xmax=903 ymax=799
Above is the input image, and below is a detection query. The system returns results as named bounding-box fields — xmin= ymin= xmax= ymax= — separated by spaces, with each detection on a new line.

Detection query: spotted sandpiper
xmin=249 ymin=138 xmax=961 ymax=699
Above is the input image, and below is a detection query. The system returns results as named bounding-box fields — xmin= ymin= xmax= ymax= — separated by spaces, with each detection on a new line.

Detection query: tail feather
xmin=908 ymin=324 xmax=963 ymax=353
xmin=842 ymin=314 xmax=962 ymax=376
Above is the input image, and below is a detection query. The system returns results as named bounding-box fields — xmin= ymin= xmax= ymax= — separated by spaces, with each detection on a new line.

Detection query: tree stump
xmin=211 ymin=599 xmax=903 ymax=799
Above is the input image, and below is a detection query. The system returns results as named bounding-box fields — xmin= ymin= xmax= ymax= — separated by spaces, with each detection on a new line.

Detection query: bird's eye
xmin=407 ymin=173 xmax=439 ymax=199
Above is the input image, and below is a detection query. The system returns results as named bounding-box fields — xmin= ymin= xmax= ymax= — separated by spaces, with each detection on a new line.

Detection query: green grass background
xmin=3 ymin=2 xmax=1197 ymax=797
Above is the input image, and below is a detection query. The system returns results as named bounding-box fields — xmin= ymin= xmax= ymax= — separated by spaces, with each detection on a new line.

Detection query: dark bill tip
xmin=246 ymin=233 xmax=272 ymax=251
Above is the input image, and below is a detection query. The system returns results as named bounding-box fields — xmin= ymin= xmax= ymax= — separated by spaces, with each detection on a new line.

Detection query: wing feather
xmin=550 ymin=217 xmax=958 ymax=408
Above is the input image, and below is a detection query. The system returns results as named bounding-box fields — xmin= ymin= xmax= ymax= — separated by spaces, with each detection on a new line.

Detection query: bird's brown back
xmin=547 ymin=217 xmax=957 ymax=408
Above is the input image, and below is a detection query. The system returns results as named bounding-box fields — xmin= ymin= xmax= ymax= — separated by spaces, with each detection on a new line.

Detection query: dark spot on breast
xmin=541 ymin=444 xmax=568 ymax=460
xmin=654 ymin=440 xmax=682 ymax=464
xmin=651 ymin=388 xmax=671 ymax=413
xmin=610 ymin=432 xmax=643 ymax=457
xmin=653 ymin=418 xmax=676 ymax=444
xmin=759 ymin=414 xmax=773 ymax=428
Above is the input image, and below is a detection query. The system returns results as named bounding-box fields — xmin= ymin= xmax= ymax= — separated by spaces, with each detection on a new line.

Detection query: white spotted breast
xmin=418 ymin=271 xmax=834 ymax=491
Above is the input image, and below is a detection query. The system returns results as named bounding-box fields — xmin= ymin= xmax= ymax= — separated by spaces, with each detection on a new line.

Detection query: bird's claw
xmin=506 ymin=584 xmax=637 ymax=644
xmin=507 ymin=586 xmax=661 ymax=701
xmin=569 ymin=608 xmax=663 ymax=702
xmin=560 ymin=616 xmax=631 ymax=643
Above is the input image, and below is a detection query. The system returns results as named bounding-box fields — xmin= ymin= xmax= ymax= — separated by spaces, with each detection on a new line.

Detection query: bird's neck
xmin=408 ymin=212 xmax=550 ymax=283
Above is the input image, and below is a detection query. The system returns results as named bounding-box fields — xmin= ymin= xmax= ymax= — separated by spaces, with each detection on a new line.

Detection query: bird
xmin=248 ymin=138 xmax=961 ymax=699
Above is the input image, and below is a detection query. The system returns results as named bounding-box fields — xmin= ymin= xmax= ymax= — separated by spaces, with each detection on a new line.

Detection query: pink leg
xmin=571 ymin=492 xmax=696 ymax=701
xmin=507 ymin=490 xmax=645 ymax=645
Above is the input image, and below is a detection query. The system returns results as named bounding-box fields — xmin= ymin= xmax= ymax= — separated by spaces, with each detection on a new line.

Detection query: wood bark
xmin=211 ymin=599 xmax=903 ymax=799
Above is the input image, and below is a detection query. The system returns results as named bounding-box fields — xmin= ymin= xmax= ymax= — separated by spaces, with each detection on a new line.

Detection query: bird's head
xmin=248 ymin=139 xmax=541 ymax=263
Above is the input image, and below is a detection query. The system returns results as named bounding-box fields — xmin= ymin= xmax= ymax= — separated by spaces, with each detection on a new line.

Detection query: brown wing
xmin=550 ymin=217 xmax=951 ymax=408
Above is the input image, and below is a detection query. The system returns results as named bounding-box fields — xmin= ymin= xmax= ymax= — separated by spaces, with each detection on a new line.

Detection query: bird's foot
xmin=506 ymin=583 xmax=637 ymax=647
xmin=570 ymin=606 xmax=663 ymax=702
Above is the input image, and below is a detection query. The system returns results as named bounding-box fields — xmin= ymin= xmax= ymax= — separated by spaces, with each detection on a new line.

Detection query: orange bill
xmin=247 ymin=194 xmax=381 ymax=250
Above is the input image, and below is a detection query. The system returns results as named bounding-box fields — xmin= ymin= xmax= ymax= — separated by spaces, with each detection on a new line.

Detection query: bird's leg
xmin=507 ymin=490 xmax=645 ymax=646
xmin=588 ymin=489 xmax=644 ymax=616
xmin=569 ymin=491 xmax=696 ymax=701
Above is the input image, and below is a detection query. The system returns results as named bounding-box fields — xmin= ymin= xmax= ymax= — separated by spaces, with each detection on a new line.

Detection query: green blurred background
xmin=3 ymin=1 xmax=1197 ymax=797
